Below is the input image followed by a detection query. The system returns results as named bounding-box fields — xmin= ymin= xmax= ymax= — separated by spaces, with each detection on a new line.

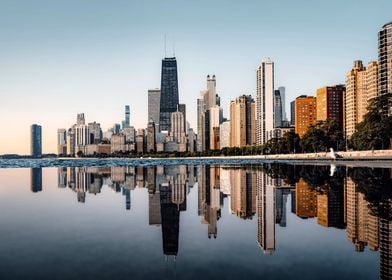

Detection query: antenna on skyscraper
xmin=172 ymin=41 xmax=175 ymax=57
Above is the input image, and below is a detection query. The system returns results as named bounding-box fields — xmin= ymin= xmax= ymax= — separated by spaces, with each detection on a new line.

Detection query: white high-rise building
xmin=75 ymin=125 xmax=90 ymax=148
xmin=57 ymin=129 xmax=67 ymax=155
xmin=256 ymin=58 xmax=274 ymax=145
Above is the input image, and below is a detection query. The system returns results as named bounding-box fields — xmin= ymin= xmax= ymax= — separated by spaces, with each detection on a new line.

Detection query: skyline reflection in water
xmin=0 ymin=164 xmax=391 ymax=279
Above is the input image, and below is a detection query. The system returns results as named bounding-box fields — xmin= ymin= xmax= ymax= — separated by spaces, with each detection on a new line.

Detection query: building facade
xmin=295 ymin=95 xmax=317 ymax=137
xmin=290 ymin=100 xmax=295 ymax=126
xmin=230 ymin=95 xmax=256 ymax=147
xmin=256 ymin=58 xmax=274 ymax=145
xmin=148 ymin=89 xmax=161 ymax=126
xmin=219 ymin=121 xmax=230 ymax=149
xmin=159 ymin=57 xmax=179 ymax=131
xmin=57 ymin=128 xmax=67 ymax=155
xmin=146 ymin=120 xmax=156 ymax=153
xmin=316 ymin=85 xmax=345 ymax=131
xmin=122 ymin=105 xmax=130 ymax=129
xmin=345 ymin=60 xmax=379 ymax=138
xmin=31 ymin=124 xmax=42 ymax=157
xmin=379 ymin=22 xmax=392 ymax=96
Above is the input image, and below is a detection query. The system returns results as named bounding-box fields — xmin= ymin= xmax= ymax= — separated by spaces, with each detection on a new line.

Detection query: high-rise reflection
xmin=49 ymin=163 xmax=392 ymax=277
xmin=30 ymin=168 xmax=42 ymax=193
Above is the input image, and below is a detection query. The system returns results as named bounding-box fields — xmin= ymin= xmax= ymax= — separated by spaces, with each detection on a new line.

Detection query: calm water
xmin=0 ymin=163 xmax=391 ymax=279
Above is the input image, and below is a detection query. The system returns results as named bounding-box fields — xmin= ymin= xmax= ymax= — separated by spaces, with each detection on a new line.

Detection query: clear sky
xmin=0 ymin=0 xmax=391 ymax=154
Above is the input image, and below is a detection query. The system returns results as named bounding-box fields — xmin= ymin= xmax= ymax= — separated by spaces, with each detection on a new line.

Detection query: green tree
xmin=350 ymin=93 xmax=392 ymax=150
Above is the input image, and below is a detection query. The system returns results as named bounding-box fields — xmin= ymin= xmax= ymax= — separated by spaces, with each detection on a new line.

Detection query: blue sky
xmin=0 ymin=0 xmax=390 ymax=154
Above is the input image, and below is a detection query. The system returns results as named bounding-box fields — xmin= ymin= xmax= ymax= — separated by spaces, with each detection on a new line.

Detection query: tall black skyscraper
xmin=159 ymin=57 xmax=179 ymax=131
xmin=30 ymin=124 xmax=42 ymax=157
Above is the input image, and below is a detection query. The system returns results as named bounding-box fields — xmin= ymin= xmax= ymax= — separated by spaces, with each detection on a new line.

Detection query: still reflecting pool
xmin=0 ymin=163 xmax=391 ymax=279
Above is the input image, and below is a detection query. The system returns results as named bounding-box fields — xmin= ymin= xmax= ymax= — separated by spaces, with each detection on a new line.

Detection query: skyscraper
xmin=290 ymin=100 xmax=296 ymax=126
xmin=177 ymin=103 xmax=186 ymax=131
xmin=316 ymin=85 xmax=345 ymax=131
xmin=146 ymin=120 xmax=156 ymax=152
xmin=148 ymin=89 xmax=161 ymax=125
xmin=274 ymin=90 xmax=282 ymax=128
xmin=170 ymin=111 xmax=186 ymax=145
xmin=159 ymin=57 xmax=179 ymax=131
xmin=345 ymin=60 xmax=379 ymax=138
xmin=88 ymin=122 xmax=102 ymax=144
xmin=209 ymin=105 xmax=222 ymax=149
xmin=75 ymin=125 xmax=90 ymax=152
xmin=197 ymin=75 xmax=221 ymax=151
xmin=230 ymin=95 xmax=256 ymax=147
xmin=206 ymin=75 xmax=217 ymax=109
xmin=77 ymin=113 xmax=85 ymax=125
xmin=256 ymin=58 xmax=274 ymax=145
xmin=122 ymin=105 xmax=130 ymax=129
xmin=278 ymin=86 xmax=287 ymax=121
xmin=57 ymin=128 xmax=67 ymax=155
xmin=197 ymin=98 xmax=205 ymax=152
xmin=295 ymin=95 xmax=317 ymax=137
xmin=31 ymin=124 xmax=42 ymax=157
xmin=379 ymin=22 xmax=392 ymax=96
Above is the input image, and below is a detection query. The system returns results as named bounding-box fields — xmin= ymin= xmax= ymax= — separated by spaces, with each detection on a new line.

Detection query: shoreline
xmin=1 ymin=150 xmax=392 ymax=168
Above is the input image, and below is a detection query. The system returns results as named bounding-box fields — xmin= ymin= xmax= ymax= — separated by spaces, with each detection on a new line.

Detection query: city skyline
xmin=1 ymin=1 xmax=391 ymax=154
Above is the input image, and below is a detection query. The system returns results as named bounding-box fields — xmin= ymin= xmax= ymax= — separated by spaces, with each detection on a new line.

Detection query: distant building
xmin=123 ymin=126 xmax=136 ymax=144
xmin=136 ymin=129 xmax=145 ymax=154
xmin=177 ymin=103 xmax=186 ymax=132
xmin=290 ymin=100 xmax=296 ymax=126
xmin=122 ymin=105 xmax=130 ymax=129
xmin=146 ymin=120 xmax=156 ymax=153
xmin=219 ymin=121 xmax=230 ymax=149
xmin=148 ymin=89 xmax=161 ymax=125
xmin=197 ymin=98 xmax=205 ymax=152
xmin=274 ymin=90 xmax=282 ymax=128
xmin=197 ymin=75 xmax=221 ymax=152
xmin=167 ymin=111 xmax=187 ymax=152
xmin=187 ymin=128 xmax=196 ymax=153
xmin=295 ymin=95 xmax=317 ymax=137
xmin=111 ymin=134 xmax=126 ymax=153
xmin=77 ymin=113 xmax=85 ymax=125
xmin=209 ymin=105 xmax=222 ymax=149
xmin=379 ymin=21 xmax=392 ymax=96
xmin=316 ymin=85 xmax=345 ymax=131
xmin=67 ymin=128 xmax=75 ymax=155
xmin=230 ymin=95 xmax=256 ymax=147
xmin=31 ymin=124 xmax=42 ymax=157
xmin=112 ymin=123 xmax=121 ymax=134
xmin=159 ymin=57 xmax=179 ymax=131
xmin=88 ymin=122 xmax=102 ymax=144
xmin=256 ymin=58 xmax=274 ymax=145
xmin=75 ymin=124 xmax=90 ymax=153
xmin=57 ymin=128 xmax=67 ymax=155
xmin=278 ymin=86 xmax=287 ymax=121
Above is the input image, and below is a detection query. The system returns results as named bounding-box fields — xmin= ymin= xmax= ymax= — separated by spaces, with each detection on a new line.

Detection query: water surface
xmin=0 ymin=163 xmax=390 ymax=279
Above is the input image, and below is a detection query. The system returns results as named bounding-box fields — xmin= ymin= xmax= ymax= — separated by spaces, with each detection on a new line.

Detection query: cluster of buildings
xmin=28 ymin=164 xmax=392 ymax=278
xmin=55 ymin=57 xmax=197 ymax=156
xmin=195 ymin=21 xmax=392 ymax=151
xmin=27 ymin=22 xmax=391 ymax=157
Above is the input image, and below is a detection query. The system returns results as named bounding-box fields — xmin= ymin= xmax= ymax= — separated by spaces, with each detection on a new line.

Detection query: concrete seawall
xmin=261 ymin=149 xmax=392 ymax=160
